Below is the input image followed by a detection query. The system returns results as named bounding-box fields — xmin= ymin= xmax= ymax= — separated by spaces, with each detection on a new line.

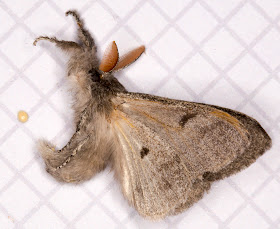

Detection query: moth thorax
xmin=88 ymin=68 xmax=101 ymax=82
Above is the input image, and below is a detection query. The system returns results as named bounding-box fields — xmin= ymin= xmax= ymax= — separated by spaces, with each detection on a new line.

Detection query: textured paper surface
xmin=0 ymin=0 xmax=279 ymax=228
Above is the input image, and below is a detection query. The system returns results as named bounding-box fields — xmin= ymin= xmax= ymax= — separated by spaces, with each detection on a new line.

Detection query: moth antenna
xmin=99 ymin=41 xmax=119 ymax=72
xmin=113 ymin=45 xmax=145 ymax=72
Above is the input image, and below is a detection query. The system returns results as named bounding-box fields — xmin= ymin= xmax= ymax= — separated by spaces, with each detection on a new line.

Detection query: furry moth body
xmin=34 ymin=10 xmax=272 ymax=220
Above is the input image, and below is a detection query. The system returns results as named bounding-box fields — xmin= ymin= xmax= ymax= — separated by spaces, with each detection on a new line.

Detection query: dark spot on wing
xmin=136 ymin=183 xmax=143 ymax=197
xmin=174 ymin=154 xmax=181 ymax=164
xmin=162 ymin=178 xmax=172 ymax=189
xmin=140 ymin=147 xmax=149 ymax=159
xmin=179 ymin=113 xmax=197 ymax=127
xmin=202 ymin=171 xmax=215 ymax=181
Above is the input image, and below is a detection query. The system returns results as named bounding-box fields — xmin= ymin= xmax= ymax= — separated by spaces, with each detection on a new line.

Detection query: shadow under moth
xmin=34 ymin=10 xmax=272 ymax=220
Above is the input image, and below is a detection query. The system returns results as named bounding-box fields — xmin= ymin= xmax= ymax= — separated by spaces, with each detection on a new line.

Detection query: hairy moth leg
xmin=33 ymin=36 xmax=80 ymax=52
xmin=66 ymin=10 xmax=95 ymax=49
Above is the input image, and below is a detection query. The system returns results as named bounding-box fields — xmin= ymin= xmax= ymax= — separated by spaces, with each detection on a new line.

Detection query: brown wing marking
xmin=211 ymin=109 xmax=249 ymax=138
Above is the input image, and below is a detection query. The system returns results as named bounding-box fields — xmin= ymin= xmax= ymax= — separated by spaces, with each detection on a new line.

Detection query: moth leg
xmin=33 ymin=36 xmax=80 ymax=52
xmin=65 ymin=10 xmax=95 ymax=50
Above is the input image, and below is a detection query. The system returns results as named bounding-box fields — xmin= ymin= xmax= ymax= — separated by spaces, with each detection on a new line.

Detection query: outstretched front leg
xmin=33 ymin=36 xmax=80 ymax=52
xmin=66 ymin=10 xmax=95 ymax=50
xmin=33 ymin=10 xmax=95 ymax=52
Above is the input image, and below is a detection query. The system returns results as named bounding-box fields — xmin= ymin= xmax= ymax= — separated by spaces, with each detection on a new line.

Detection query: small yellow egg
xmin=18 ymin=110 xmax=29 ymax=123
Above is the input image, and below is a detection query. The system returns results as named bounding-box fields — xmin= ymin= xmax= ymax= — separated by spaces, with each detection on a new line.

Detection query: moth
xmin=34 ymin=10 xmax=272 ymax=220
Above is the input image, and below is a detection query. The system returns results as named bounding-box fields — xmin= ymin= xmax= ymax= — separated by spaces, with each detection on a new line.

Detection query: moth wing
xmin=111 ymin=92 xmax=271 ymax=218
xmin=112 ymin=112 xmax=192 ymax=219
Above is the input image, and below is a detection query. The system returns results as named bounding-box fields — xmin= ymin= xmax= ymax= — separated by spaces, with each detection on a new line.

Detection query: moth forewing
xmin=34 ymin=10 xmax=272 ymax=220
xmin=111 ymin=93 xmax=271 ymax=218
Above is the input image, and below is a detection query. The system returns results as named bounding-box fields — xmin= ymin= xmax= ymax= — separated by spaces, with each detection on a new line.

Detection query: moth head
xmin=98 ymin=41 xmax=145 ymax=79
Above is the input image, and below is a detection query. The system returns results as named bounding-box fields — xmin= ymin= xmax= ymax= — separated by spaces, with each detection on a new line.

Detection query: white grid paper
xmin=0 ymin=0 xmax=280 ymax=228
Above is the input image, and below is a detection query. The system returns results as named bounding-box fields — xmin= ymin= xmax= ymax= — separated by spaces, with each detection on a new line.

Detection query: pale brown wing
xmin=112 ymin=114 xmax=192 ymax=219
xmin=109 ymin=92 xmax=269 ymax=219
